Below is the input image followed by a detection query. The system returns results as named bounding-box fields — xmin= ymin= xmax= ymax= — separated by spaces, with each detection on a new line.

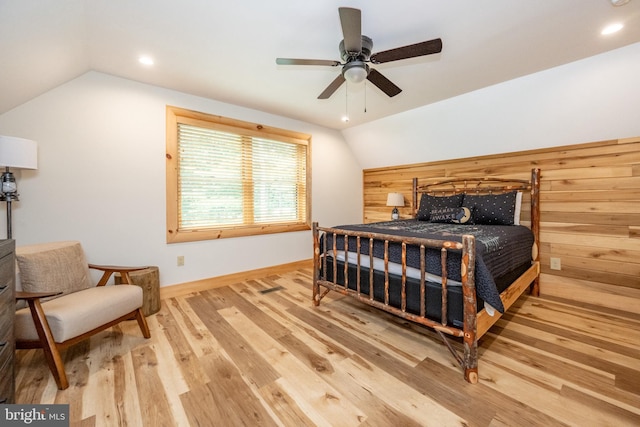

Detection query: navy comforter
xmin=322 ymin=219 xmax=534 ymax=313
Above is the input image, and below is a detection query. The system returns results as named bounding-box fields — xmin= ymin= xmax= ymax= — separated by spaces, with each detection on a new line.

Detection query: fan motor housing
xmin=340 ymin=35 xmax=373 ymax=62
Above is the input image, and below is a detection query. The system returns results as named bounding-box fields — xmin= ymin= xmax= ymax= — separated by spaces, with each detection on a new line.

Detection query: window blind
xmin=177 ymin=123 xmax=307 ymax=230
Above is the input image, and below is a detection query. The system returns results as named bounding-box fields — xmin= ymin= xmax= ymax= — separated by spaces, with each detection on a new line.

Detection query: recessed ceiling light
xmin=611 ymin=0 xmax=630 ymax=6
xmin=601 ymin=23 xmax=624 ymax=35
xmin=341 ymin=115 xmax=349 ymax=123
xmin=138 ymin=56 xmax=154 ymax=66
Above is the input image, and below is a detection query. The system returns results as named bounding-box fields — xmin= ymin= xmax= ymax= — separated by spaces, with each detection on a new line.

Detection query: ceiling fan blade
xmin=338 ymin=7 xmax=362 ymax=53
xmin=370 ymin=38 xmax=443 ymax=64
xmin=276 ymin=58 xmax=341 ymax=66
xmin=366 ymin=69 xmax=402 ymax=97
xmin=318 ymin=74 xmax=346 ymax=99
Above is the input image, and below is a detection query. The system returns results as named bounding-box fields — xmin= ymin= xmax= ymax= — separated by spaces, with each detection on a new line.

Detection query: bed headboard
xmin=412 ymin=168 xmax=541 ymax=229
xmin=411 ymin=168 xmax=541 ymax=294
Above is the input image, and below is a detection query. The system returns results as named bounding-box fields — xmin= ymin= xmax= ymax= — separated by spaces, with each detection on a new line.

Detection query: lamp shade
xmin=0 ymin=135 xmax=38 ymax=169
xmin=386 ymin=192 xmax=404 ymax=207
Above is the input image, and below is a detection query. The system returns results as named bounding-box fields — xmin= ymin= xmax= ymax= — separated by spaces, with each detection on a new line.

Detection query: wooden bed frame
xmin=312 ymin=168 xmax=541 ymax=383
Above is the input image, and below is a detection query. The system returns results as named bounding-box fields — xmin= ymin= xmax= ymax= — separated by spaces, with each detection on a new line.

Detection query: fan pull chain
xmin=342 ymin=81 xmax=350 ymax=122
xmin=364 ymin=80 xmax=367 ymax=113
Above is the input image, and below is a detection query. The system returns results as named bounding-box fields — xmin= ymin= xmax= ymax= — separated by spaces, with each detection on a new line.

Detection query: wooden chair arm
xmin=16 ymin=290 xmax=63 ymax=301
xmin=15 ymin=290 xmax=69 ymax=389
xmin=88 ymin=264 xmax=149 ymax=286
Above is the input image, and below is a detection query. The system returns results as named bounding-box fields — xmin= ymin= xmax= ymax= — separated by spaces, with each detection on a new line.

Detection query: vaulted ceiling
xmin=1 ymin=0 xmax=640 ymax=130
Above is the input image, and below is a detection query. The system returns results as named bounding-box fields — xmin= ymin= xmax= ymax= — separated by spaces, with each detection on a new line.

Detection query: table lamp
xmin=386 ymin=192 xmax=404 ymax=220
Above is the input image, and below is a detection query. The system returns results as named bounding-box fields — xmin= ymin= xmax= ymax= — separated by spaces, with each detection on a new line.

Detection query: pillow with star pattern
xmin=462 ymin=191 xmax=518 ymax=225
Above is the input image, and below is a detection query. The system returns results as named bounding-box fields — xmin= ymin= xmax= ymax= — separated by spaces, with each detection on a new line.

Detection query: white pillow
xmin=514 ymin=191 xmax=523 ymax=225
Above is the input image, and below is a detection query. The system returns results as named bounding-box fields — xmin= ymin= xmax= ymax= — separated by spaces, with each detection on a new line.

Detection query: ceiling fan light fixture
xmin=276 ymin=7 xmax=442 ymax=99
xmin=342 ymin=61 xmax=369 ymax=84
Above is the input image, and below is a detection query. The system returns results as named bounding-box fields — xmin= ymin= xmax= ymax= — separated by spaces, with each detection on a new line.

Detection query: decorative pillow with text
xmin=430 ymin=206 xmax=474 ymax=224
xmin=417 ymin=193 xmax=464 ymax=221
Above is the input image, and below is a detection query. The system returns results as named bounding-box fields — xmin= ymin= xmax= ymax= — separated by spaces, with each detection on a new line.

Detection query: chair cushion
xmin=14 ymin=285 xmax=143 ymax=343
xmin=16 ymin=241 xmax=93 ymax=298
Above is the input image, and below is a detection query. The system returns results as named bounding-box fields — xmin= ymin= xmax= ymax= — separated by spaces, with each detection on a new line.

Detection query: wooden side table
xmin=114 ymin=266 xmax=160 ymax=316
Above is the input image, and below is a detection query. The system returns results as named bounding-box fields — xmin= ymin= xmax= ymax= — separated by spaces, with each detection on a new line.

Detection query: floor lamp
xmin=0 ymin=136 xmax=38 ymax=239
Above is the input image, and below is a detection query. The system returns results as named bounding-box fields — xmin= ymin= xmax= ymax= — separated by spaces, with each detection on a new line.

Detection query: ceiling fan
xmin=276 ymin=7 xmax=443 ymax=99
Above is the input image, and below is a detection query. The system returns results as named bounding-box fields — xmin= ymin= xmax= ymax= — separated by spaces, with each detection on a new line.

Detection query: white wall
xmin=343 ymin=42 xmax=640 ymax=169
xmin=0 ymin=72 xmax=363 ymax=287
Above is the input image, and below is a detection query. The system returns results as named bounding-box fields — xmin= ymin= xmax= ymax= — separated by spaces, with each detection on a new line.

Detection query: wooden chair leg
xmin=26 ymin=299 xmax=69 ymax=390
xmin=135 ymin=308 xmax=151 ymax=339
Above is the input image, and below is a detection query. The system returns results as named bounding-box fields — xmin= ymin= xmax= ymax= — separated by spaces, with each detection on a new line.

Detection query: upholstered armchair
xmin=14 ymin=241 xmax=151 ymax=390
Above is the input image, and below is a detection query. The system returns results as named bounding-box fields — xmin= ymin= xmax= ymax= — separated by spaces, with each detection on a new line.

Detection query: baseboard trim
xmin=159 ymin=259 xmax=313 ymax=300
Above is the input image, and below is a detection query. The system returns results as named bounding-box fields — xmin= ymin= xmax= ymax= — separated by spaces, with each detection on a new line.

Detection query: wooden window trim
xmin=166 ymin=106 xmax=312 ymax=243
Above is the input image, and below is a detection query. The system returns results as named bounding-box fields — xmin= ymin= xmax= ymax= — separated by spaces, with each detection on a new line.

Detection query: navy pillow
xmin=430 ymin=206 xmax=474 ymax=224
xmin=417 ymin=193 xmax=464 ymax=221
xmin=463 ymin=192 xmax=517 ymax=225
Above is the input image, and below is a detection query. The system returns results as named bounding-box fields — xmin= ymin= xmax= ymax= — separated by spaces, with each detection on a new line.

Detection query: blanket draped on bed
xmin=323 ymin=219 xmax=534 ymax=313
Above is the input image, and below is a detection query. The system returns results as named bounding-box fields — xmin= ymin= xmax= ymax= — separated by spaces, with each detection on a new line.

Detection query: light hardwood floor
xmin=15 ymin=268 xmax=640 ymax=426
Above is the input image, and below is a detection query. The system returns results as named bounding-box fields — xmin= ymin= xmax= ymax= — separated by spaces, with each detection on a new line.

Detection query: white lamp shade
xmin=386 ymin=192 xmax=404 ymax=207
xmin=342 ymin=61 xmax=369 ymax=84
xmin=0 ymin=135 xmax=38 ymax=169
xmin=344 ymin=66 xmax=368 ymax=83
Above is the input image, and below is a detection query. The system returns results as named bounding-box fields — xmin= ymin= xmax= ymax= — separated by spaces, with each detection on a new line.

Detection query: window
xmin=166 ymin=106 xmax=311 ymax=243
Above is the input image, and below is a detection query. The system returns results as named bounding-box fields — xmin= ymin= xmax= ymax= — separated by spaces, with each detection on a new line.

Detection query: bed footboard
xmin=312 ymin=222 xmax=480 ymax=383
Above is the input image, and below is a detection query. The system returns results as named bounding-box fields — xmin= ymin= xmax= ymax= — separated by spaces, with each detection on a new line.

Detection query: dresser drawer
xmin=0 ymin=248 xmax=14 ymax=293
xmin=0 ymin=304 xmax=13 ymax=383
xmin=0 ymin=240 xmax=13 ymax=261
xmin=0 ymin=291 xmax=16 ymax=342
xmin=0 ymin=345 xmax=14 ymax=404
xmin=0 ymin=279 xmax=13 ymax=337
xmin=0 ymin=329 xmax=13 ymax=373
xmin=0 ymin=240 xmax=15 ymax=404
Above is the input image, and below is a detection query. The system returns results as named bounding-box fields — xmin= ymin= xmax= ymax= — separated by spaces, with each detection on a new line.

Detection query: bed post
xmin=312 ymin=222 xmax=321 ymax=306
xmin=461 ymin=234 xmax=478 ymax=384
xmin=530 ymin=168 xmax=541 ymax=296
xmin=412 ymin=178 xmax=418 ymax=217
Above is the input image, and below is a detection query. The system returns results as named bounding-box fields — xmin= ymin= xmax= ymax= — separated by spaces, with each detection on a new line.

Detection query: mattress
xmin=322 ymin=257 xmax=531 ymax=328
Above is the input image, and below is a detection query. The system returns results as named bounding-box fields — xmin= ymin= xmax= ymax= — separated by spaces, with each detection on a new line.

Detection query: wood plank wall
xmin=362 ymin=137 xmax=640 ymax=314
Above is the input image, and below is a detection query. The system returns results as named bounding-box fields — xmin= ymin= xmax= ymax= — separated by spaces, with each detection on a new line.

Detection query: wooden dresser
xmin=0 ymin=239 xmax=15 ymax=404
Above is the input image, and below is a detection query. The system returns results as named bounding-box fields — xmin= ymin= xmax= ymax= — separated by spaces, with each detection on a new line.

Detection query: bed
xmin=312 ymin=168 xmax=541 ymax=383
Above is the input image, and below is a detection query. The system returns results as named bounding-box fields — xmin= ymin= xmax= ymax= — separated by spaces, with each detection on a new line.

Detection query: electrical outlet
xmin=177 ymin=255 xmax=185 ymax=266
xmin=550 ymin=257 xmax=561 ymax=270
